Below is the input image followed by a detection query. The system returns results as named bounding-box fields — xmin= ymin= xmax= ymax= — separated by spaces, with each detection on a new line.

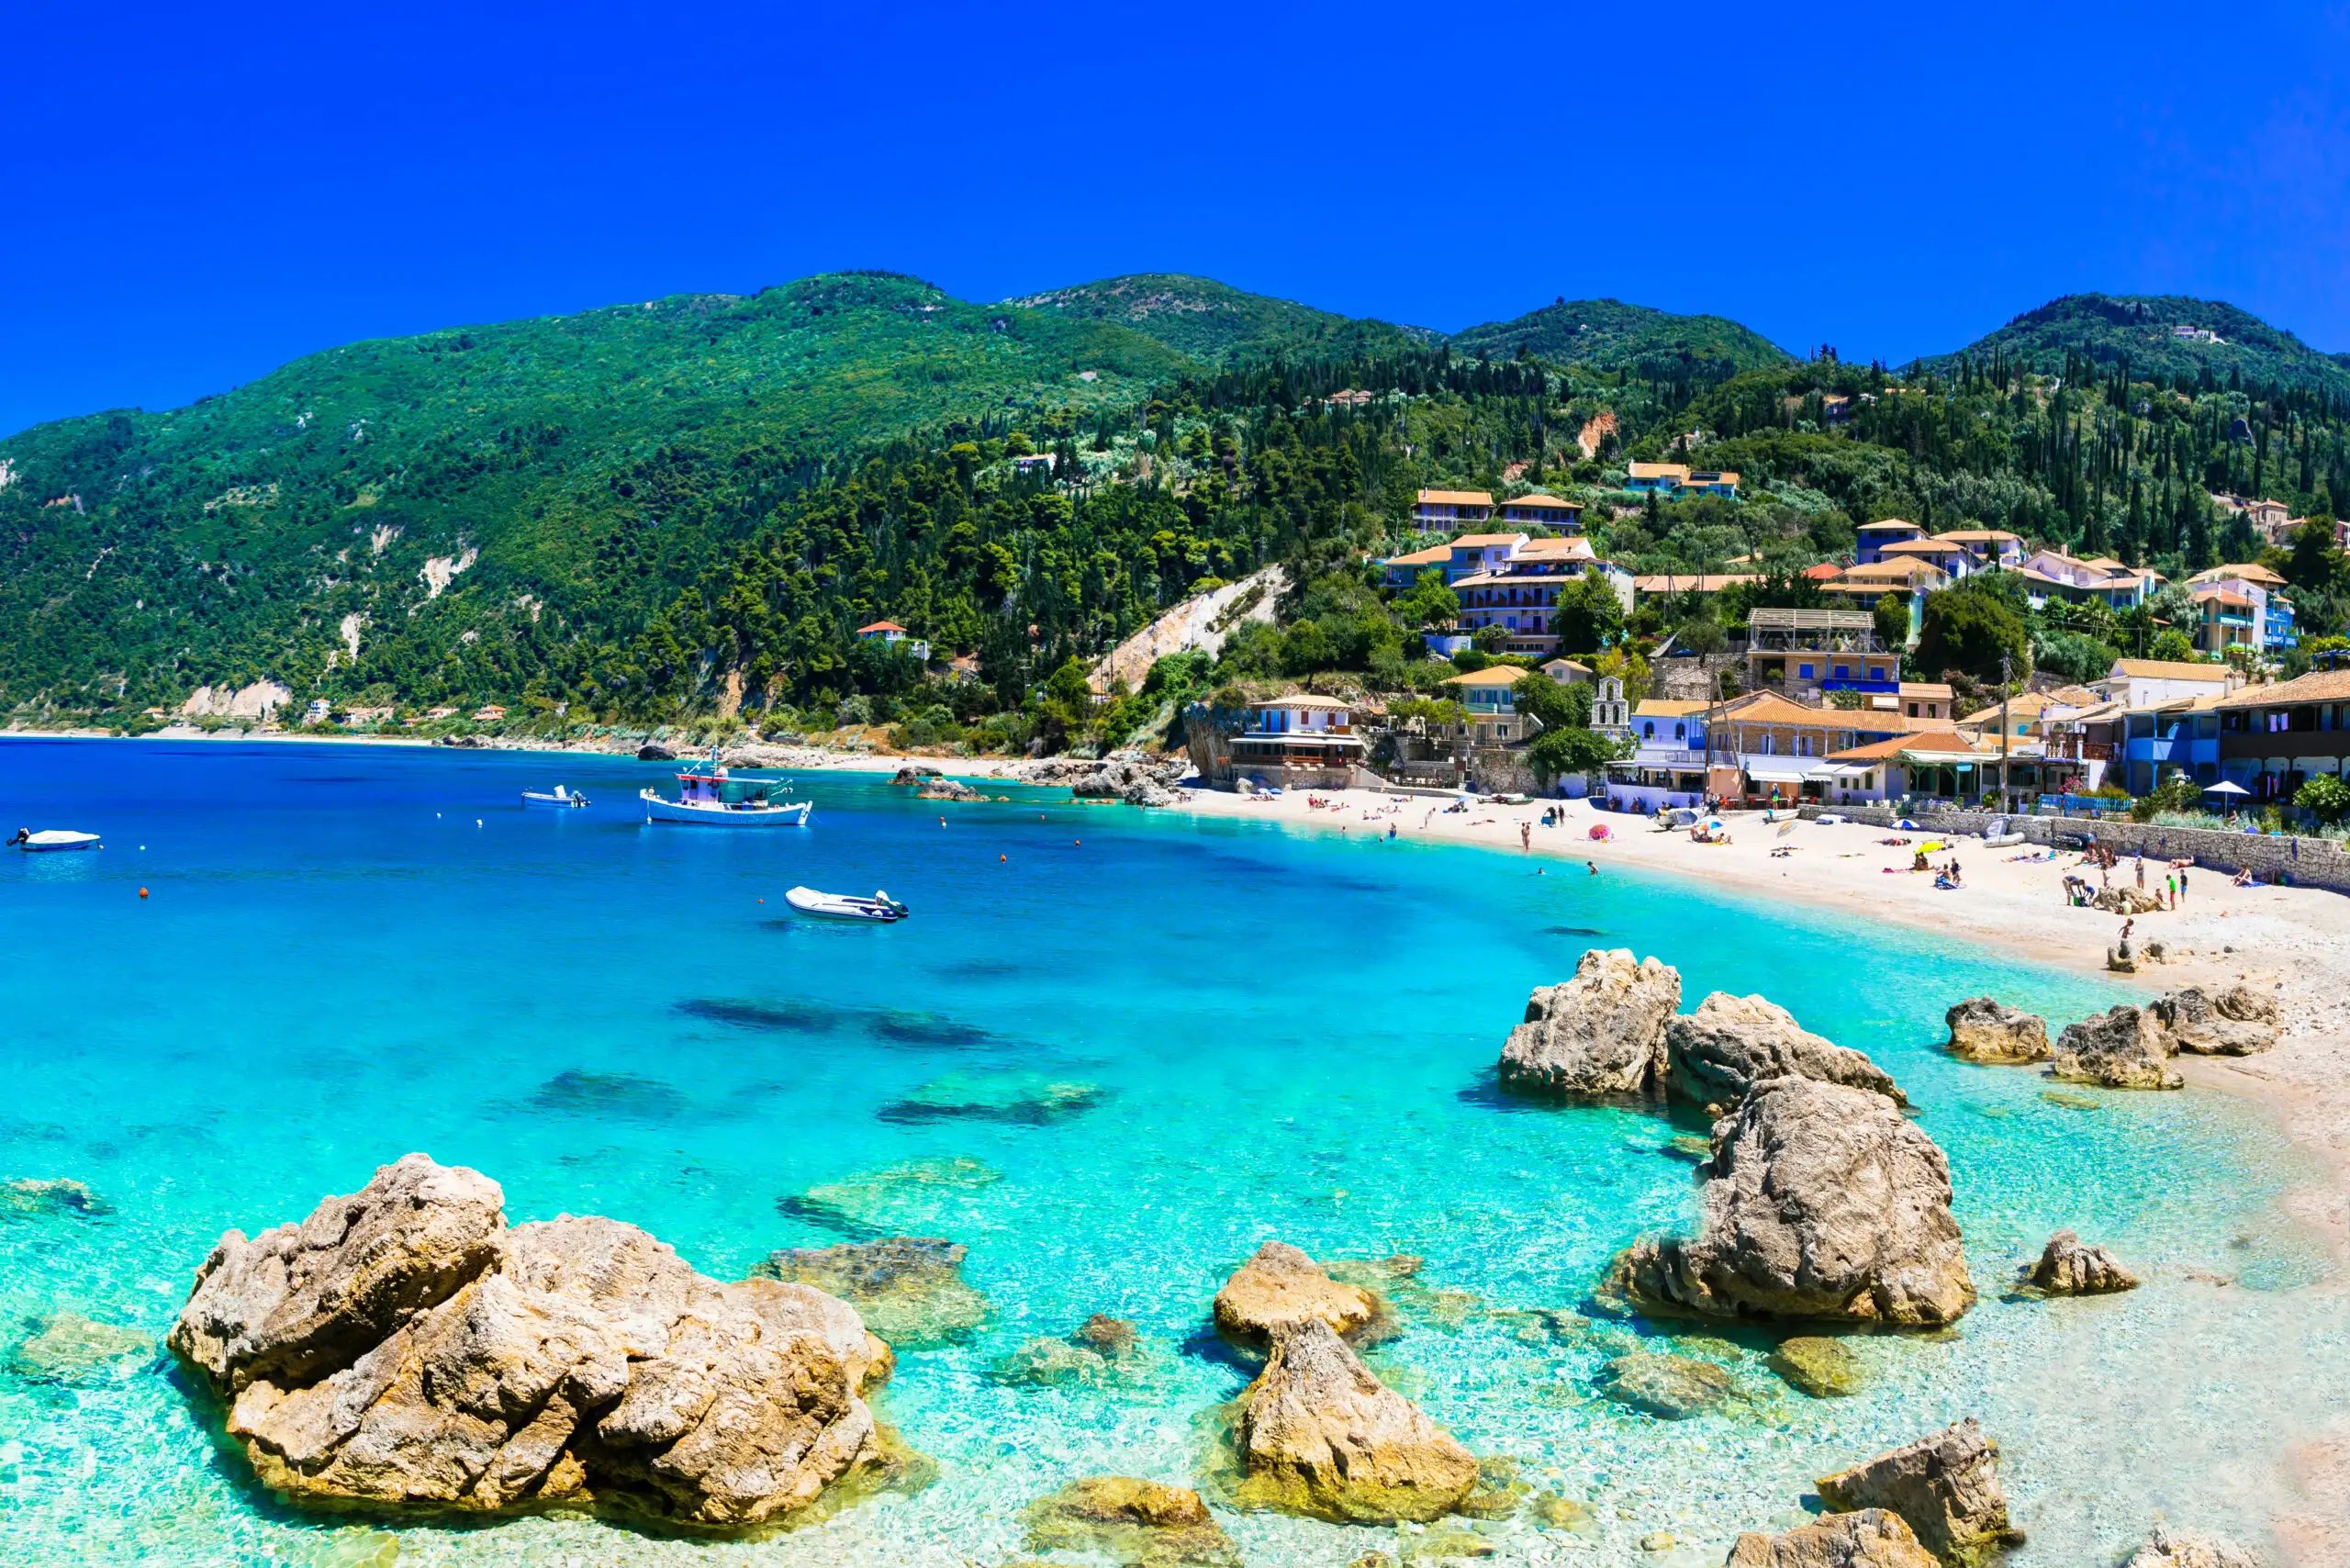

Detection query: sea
xmin=0 ymin=738 xmax=2337 ymax=1567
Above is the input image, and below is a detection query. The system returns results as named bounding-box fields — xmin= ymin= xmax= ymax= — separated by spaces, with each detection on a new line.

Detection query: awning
xmin=1744 ymin=763 xmax=1811 ymax=783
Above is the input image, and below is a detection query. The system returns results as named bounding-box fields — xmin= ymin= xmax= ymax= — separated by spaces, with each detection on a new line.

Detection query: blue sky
xmin=5 ymin=2 xmax=2346 ymax=437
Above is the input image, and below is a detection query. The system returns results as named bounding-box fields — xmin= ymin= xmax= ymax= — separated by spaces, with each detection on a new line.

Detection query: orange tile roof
xmin=1416 ymin=489 xmax=1494 ymax=507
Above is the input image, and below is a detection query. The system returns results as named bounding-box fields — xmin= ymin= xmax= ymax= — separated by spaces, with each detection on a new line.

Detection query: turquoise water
xmin=0 ymin=739 xmax=2337 ymax=1567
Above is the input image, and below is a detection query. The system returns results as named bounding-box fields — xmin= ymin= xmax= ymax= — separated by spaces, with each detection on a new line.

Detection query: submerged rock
xmin=9 ymin=1311 xmax=153 ymax=1382
xmin=1214 ymin=1241 xmax=1382 ymax=1350
xmin=1022 ymin=1476 xmax=1239 ymax=1566
xmin=2052 ymin=1005 xmax=2183 ymax=1090
xmin=0 ymin=1177 xmax=108 ymax=1218
xmin=1726 ymin=1508 xmax=1940 ymax=1567
xmin=753 ymin=1237 xmax=990 ymax=1349
xmin=781 ymin=1156 xmax=1002 ymax=1236
xmin=168 ymin=1153 xmax=901 ymax=1532
xmin=529 ymin=1068 xmax=686 ymax=1120
xmin=2124 ymin=1524 xmax=2265 ymax=1567
xmin=1816 ymin=1418 xmax=2021 ymax=1565
xmin=2025 ymin=1230 xmax=2140 ymax=1294
xmin=1497 ymin=949 xmax=1680 ymax=1098
xmin=1595 ymin=1351 xmax=1740 ymax=1418
xmin=1228 ymin=1318 xmax=1477 ymax=1523
xmin=991 ymin=1315 xmax=1151 ymax=1388
xmin=2154 ymin=986 xmax=2281 ymax=1057
xmin=1664 ymin=992 xmax=1906 ymax=1108
xmin=879 ymin=1070 xmax=1102 ymax=1125
xmin=1768 ymin=1335 xmax=1865 ymax=1397
xmin=1606 ymin=1077 xmax=1975 ymax=1327
xmin=1942 ymin=999 xmax=2051 ymax=1065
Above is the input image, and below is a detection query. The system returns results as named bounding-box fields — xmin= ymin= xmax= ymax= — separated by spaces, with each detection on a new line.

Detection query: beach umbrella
xmin=2204 ymin=779 xmax=2250 ymax=797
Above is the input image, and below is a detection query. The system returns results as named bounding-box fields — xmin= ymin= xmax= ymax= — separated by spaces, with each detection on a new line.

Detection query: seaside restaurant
xmin=1222 ymin=695 xmax=1369 ymax=790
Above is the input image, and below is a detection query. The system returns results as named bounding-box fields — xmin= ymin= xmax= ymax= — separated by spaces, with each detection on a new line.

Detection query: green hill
xmin=0 ymin=272 xmax=1191 ymax=717
xmin=1449 ymin=297 xmax=1794 ymax=379
xmin=1920 ymin=293 xmax=2350 ymax=398
xmin=1006 ymin=274 xmax=1435 ymax=364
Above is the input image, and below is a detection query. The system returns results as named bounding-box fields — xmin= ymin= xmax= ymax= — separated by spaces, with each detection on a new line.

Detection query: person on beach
xmin=2178 ymin=867 xmax=2189 ymax=903
xmin=1587 ymin=860 xmax=1598 ymax=875
xmin=1521 ymin=823 xmax=1531 ymax=852
xmin=2135 ymin=856 xmax=2145 ymax=890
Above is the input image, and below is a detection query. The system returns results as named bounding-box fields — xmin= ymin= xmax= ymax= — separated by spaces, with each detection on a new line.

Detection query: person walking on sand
xmin=1521 ymin=822 xmax=1532 ymax=852
xmin=2135 ymin=856 xmax=2145 ymax=890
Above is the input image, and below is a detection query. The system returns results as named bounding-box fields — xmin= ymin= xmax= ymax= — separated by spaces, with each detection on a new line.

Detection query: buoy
xmin=139 ymin=887 xmax=149 ymax=899
xmin=1001 ymin=854 xmax=1007 ymax=862
xmin=757 ymin=898 xmax=765 ymax=903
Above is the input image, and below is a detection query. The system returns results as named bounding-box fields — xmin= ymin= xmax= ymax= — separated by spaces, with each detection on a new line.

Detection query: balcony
xmin=1818 ymin=678 xmax=1900 ymax=694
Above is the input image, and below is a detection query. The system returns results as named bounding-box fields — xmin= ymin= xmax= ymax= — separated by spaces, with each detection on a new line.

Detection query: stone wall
xmin=1796 ymin=803 xmax=2350 ymax=894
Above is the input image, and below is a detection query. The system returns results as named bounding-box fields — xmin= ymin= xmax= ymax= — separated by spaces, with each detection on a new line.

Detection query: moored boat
xmin=784 ymin=886 xmax=906 ymax=922
xmin=9 ymin=829 xmax=101 ymax=852
xmin=521 ymin=785 xmax=590 ymax=808
xmin=639 ymin=766 xmax=811 ymax=826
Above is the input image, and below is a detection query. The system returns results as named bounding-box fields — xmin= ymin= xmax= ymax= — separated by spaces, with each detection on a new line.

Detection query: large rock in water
xmin=2026 ymin=1230 xmax=2140 ymax=1294
xmin=1664 ymin=992 xmax=1906 ymax=1108
xmin=1023 ymin=1476 xmax=1240 ymax=1566
xmin=1942 ymin=998 xmax=2051 ymax=1064
xmin=1497 ymin=949 xmax=1680 ymax=1098
xmin=1214 ymin=1241 xmax=1382 ymax=1350
xmin=752 ymin=1237 xmax=990 ymax=1349
xmin=1817 ymin=1419 xmax=2021 ymax=1565
xmin=1605 ymin=1078 xmax=1974 ymax=1326
xmin=2154 ymin=986 xmax=2281 ymax=1057
xmin=167 ymin=1154 xmax=901 ymax=1532
xmin=1726 ymin=1509 xmax=1941 ymax=1567
xmin=2052 ymin=1005 xmax=2183 ymax=1090
xmin=2124 ymin=1524 xmax=2265 ymax=1567
xmin=1228 ymin=1318 xmax=1476 ymax=1523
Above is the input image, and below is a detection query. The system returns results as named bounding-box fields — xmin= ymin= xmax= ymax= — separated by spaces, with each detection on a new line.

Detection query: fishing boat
xmin=784 ymin=886 xmax=906 ymax=922
xmin=9 ymin=829 xmax=101 ymax=852
xmin=638 ymin=766 xmax=812 ymax=827
xmin=520 ymin=785 xmax=590 ymax=809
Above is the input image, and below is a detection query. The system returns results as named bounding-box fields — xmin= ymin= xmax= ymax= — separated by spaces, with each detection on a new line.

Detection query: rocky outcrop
xmin=916 ymin=778 xmax=989 ymax=802
xmin=1214 ymin=1242 xmax=1382 ymax=1349
xmin=1024 ymin=1476 xmax=1239 ymax=1566
xmin=2052 ymin=1005 xmax=2183 ymax=1090
xmin=1816 ymin=1419 xmax=2020 ymax=1565
xmin=2154 ymin=986 xmax=2281 ymax=1057
xmin=1228 ymin=1318 xmax=1477 ymax=1523
xmin=753 ymin=1237 xmax=990 ymax=1349
xmin=2124 ymin=1524 xmax=2265 ymax=1568
xmin=1070 ymin=758 xmax=1183 ymax=807
xmin=168 ymin=1154 xmax=902 ymax=1532
xmin=2025 ymin=1230 xmax=2140 ymax=1294
xmin=1942 ymin=999 xmax=2051 ymax=1065
xmin=1665 ymin=992 xmax=1906 ymax=1108
xmin=1606 ymin=1078 xmax=1974 ymax=1327
xmin=1768 ymin=1336 xmax=1865 ymax=1397
xmin=636 ymin=743 xmax=677 ymax=761
xmin=2094 ymin=887 xmax=2165 ymax=915
xmin=1595 ymin=1351 xmax=1740 ymax=1418
xmin=888 ymin=766 xmax=944 ymax=783
xmin=1726 ymin=1509 xmax=1941 ymax=1567
xmin=1497 ymin=949 xmax=1680 ymax=1098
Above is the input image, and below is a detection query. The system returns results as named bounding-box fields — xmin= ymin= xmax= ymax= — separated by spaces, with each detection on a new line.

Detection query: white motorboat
xmin=521 ymin=785 xmax=590 ymax=808
xmin=9 ymin=829 xmax=101 ymax=852
xmin=639 ymin=766 xmax=811 ymax=827
xmin=785 ymin=886 xmax=907 ymax=922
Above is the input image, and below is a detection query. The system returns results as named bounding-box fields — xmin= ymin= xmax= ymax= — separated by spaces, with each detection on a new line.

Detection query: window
xmin=1798 ymin=663 xmax=1815 ymax=679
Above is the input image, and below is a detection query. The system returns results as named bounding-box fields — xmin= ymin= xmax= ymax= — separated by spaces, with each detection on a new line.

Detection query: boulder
xmin=1768 ymin=1335 xmax=1865 ymax=1397
xmin=1497 ymin=949 xmax=1681 ymax=1098
xmin=2025 ymin=1230 xmax=2140 ymax=1294
xmin=2094 ymin=887 xmax=2165 ymax=915
xmin=2052 ymin=1005 xmax=2183 ymax=1090
xmin=1023 ymin=1476 xmax=1239 ymax=1567
xmin=1228 ymin=1318 xmax=1477 ymax=1523
xmin=2108 ymin=942 xmax=2138 ymax=974
xmin=1664 ymin=992 xmax=1906 ymax=1108
xmin=1595 ymin=1351 xmax=1739 ymax=1418
xmin=916 ymin=778 xmax=988 ymax=802
xmin=1606 ymin=1077 xmax=1975 ymax=1327
xmin=1816 ymin=1419 xmax=2021 ymax=1565
xmin=753 ymin=1237 xmax=990 ymax=1348
xmin=0 ymin=1176 xmax=109 ymax=1218
xmin=9 ymin=1311 xmax=153 ymax=1382
xmin=1726 ymin=1509 xmax=1941 ymax=1567
xmin=635 ymin=743 xmax=677 ymax=761
xmin=1214 ymin=1241 xmax=1381 ymax=1350
xmin=888 ymin=766 xmax=944 ymax=784
xmin=1942 ymin=999 xmax=2051 ymax=1065
xmin=2154 ymin=986 xmax=2280 ymax=1057
xmin=2124 ymin=1524 xmax=2265 ymax=1568
xmin=168 ymin=1155 xmax=902 ymax=1532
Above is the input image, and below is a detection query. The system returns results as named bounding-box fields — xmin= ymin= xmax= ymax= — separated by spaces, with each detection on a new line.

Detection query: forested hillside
xmin=1920 ymin=294 xmax=2350 ymax=399
xmin=2 ymin=272 xmax=2345 ymax=742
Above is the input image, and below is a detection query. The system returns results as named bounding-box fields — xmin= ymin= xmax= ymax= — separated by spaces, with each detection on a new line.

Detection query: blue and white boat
xmin=638 ymin=767 xmax=811 ymax=827
xmin=521 ymin=784 xmax=589 ymax=809
xmin=9 ymin=829 xmax=101 ymax=852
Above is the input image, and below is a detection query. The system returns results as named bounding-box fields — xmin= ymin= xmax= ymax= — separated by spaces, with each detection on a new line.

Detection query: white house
xmin=1226 ymin=695 xmax=1368 ymax=789
xmin=2015 ymin=551 xmax=2162 ymax=610
xmin=2094 ymin=657 xmax=2238 ymax=709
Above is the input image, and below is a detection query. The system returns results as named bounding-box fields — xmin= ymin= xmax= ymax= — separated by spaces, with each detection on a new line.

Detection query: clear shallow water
xmin=0 ymin=738 xmax=2337 ymax=1567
